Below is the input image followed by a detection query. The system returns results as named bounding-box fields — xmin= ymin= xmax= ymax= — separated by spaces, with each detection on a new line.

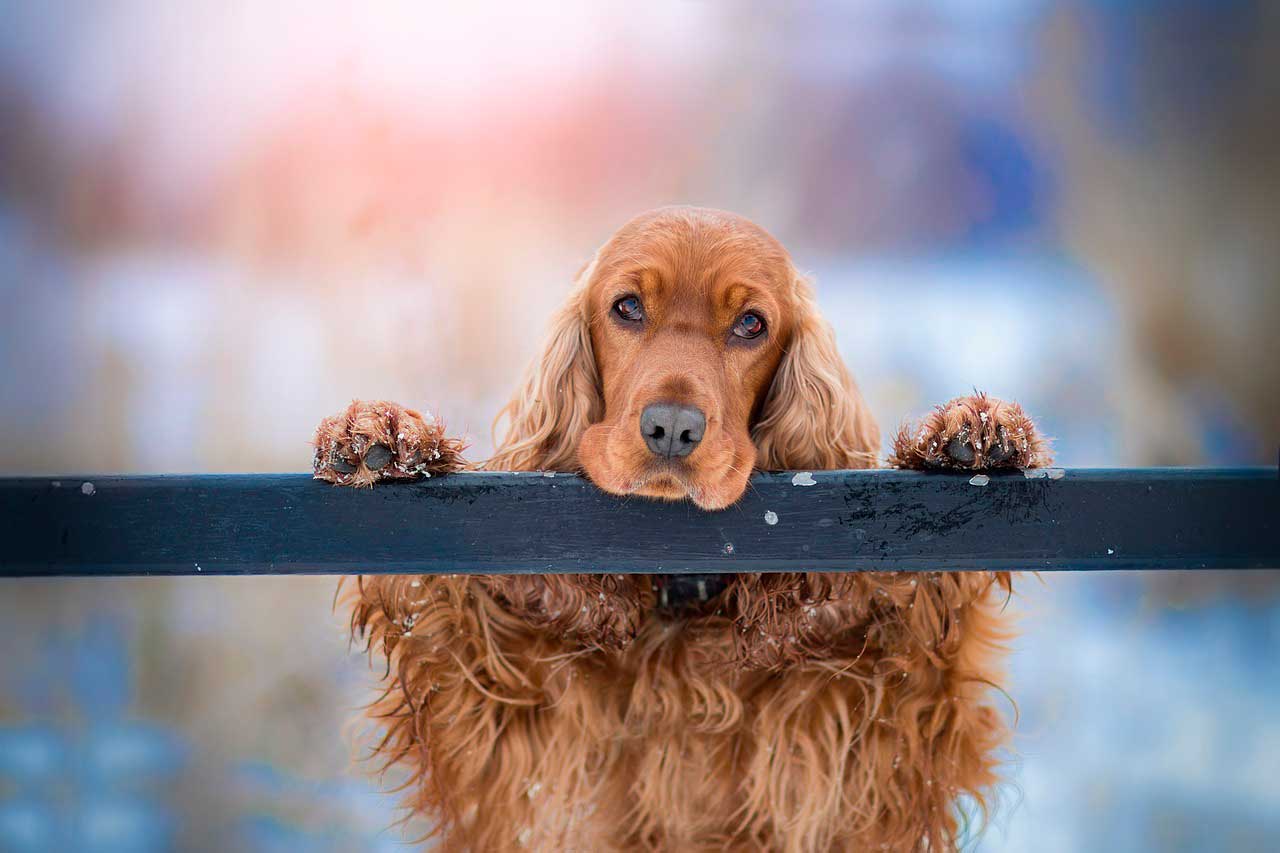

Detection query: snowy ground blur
xmin=2 ymin=1 xmax=1278 ymax=851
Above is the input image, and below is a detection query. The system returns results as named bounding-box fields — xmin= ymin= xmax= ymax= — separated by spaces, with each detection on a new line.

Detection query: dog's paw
xmin=890 ymin=392 xmax=1051 ymax=471
xmin=312 ymin=400 xmax=466 ymax=486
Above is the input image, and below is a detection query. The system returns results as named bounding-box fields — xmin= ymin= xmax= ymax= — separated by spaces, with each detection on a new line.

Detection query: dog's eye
xmin=614 ymin=296 xmax=644 ymax=322
xmin=733 ymin=312 xmax=766 ymax=339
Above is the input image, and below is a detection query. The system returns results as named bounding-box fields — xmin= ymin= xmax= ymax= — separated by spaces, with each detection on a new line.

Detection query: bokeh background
xmin=2 ymin=1 xmax=1278 ymax=850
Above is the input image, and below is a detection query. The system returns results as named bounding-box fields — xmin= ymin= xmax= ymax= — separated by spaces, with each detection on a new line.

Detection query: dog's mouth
xmin=653 ymin=573 xmax=735 ymax=616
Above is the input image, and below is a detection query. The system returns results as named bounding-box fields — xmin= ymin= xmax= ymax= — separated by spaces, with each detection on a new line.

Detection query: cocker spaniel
xmin=313 ymin=206 xmax=1050 ymax=851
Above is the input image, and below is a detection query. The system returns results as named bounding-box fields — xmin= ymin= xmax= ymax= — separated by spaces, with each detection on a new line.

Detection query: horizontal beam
xmin=1 ymin=469 xmax=1276 ymax=577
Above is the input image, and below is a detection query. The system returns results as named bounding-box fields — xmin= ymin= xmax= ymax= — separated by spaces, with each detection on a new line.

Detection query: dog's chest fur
xmin=355 ymin=572 xmax=1009 ymax=851
xmin=496 ymin=621 xmax=881 ymax=850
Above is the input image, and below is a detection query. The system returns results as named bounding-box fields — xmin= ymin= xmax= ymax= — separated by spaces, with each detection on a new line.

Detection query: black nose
xmin=640 ymin=403 xmax=706 ymax=458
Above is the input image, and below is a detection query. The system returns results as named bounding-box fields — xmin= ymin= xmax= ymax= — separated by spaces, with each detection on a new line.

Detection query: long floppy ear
xmin=484 ymin=260 xmax=602 ymax=472
xmin=752 ymin=275 xmax=880 ymax=470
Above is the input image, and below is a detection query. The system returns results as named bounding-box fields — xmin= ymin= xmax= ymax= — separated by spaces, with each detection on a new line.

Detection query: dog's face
xmin=490 ymin=205 xmax=880 ymax=514
xmin=576 ymin=210 xmax=793 ymax=510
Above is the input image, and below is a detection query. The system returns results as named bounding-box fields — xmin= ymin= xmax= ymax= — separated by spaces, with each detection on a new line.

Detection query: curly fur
xmin=344 ymin=570 xmax=1015 ymax=851
xmin=320 ymin=207 xmax=1049 ymax=851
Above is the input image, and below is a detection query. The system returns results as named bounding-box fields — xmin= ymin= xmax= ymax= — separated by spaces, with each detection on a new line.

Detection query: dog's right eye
xmin=614 ymin=296 xmax=644 ymax=322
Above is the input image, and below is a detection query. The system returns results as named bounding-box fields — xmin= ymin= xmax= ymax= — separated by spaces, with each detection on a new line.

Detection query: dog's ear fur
xmin=486 ymin=259 xmax=602 ymax=472
xmin=752 ymin=274 xmax=880 ymax=470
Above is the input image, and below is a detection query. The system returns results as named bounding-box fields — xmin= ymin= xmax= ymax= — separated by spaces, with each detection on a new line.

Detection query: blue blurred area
xmin=959 ymin=115 xmax=1051 ymax=245
xmin=0 ymin=619 xmax=185 ymax=853
xmin=233 ymin=763 xmax=411 ymax=853
xmin=986 ymin=575 xmax=1280 ymax=851
xmin=0 ymin=610 xmax=405 ymax=852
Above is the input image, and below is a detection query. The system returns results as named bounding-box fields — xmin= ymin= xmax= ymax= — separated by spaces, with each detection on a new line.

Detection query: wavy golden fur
xmin=315 ymin=207 xmax=1050 ymax=851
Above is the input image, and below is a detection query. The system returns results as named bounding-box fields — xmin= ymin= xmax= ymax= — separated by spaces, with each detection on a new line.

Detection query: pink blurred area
xmin=4 ymin=1 xmax=737 ymax=472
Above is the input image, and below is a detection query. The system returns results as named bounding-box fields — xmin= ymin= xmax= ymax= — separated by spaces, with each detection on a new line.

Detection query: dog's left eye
xmin=733 ymin=312 xmax=766 ymax=339
xmin=614 ymin=296 xmax=644 ymax=322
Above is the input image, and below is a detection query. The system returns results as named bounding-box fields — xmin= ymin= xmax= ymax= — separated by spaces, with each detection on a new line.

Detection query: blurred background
xmin=1 ymin=0 xmax=1277 ymax=850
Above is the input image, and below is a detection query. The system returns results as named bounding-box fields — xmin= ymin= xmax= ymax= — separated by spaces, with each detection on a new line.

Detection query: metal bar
xmin=1 ymin=469 xmax=1276 ymax=577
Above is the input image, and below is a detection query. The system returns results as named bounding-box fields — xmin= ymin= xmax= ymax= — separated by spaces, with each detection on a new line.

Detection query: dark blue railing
xmin=1 ymin=468 xmax=1276 ymax=576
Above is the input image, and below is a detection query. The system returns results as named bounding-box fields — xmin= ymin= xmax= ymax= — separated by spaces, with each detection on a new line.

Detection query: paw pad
xmin=945 ymin=434 xmax=976 ymax=465
xmin=363 ymin=443 xmax=393 ymax=471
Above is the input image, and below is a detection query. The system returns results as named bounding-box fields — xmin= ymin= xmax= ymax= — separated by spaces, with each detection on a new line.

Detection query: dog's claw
xmin=364 ymin=443 xmax=393 ymax=470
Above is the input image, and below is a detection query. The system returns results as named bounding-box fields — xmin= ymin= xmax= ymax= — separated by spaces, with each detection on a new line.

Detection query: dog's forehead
xmin=593 ymin=208 xmax=794 ymax=307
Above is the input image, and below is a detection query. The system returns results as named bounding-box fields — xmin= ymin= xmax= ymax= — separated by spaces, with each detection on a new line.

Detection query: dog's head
xmin=489 ymin=206 xmax=879 ymax=508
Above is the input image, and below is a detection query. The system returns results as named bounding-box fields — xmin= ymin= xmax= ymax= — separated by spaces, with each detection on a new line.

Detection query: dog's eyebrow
xmin=718 ymin=281 xmax=770 ymax=315
xmin=607 ymin=266 xmax=668 ymax=301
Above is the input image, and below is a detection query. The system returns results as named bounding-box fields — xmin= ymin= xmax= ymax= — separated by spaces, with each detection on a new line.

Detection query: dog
xmin=313 ymin=207 xmax=1050 ymax=851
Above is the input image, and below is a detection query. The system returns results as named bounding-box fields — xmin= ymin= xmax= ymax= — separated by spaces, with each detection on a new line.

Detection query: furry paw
xmin=312 ymin=400 xmax=466 ymax=486
xmin=890 ymin=392 xmax=1051 ymax=471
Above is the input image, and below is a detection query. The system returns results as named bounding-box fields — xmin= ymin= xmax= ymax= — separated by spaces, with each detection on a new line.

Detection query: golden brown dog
xmin=313 ymin=207 xmax=1050 ymax=851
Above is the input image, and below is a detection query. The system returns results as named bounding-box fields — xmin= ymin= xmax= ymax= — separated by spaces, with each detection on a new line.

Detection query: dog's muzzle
xmin=654 ymin=573 xmax=733 ymax=615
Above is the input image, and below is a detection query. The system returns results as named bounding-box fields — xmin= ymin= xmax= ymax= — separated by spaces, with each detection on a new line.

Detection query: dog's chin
xmin=631 ymin=472 xmax=691 ymax=501
xmin=594 ymin=463 xmax=748 ymax=511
